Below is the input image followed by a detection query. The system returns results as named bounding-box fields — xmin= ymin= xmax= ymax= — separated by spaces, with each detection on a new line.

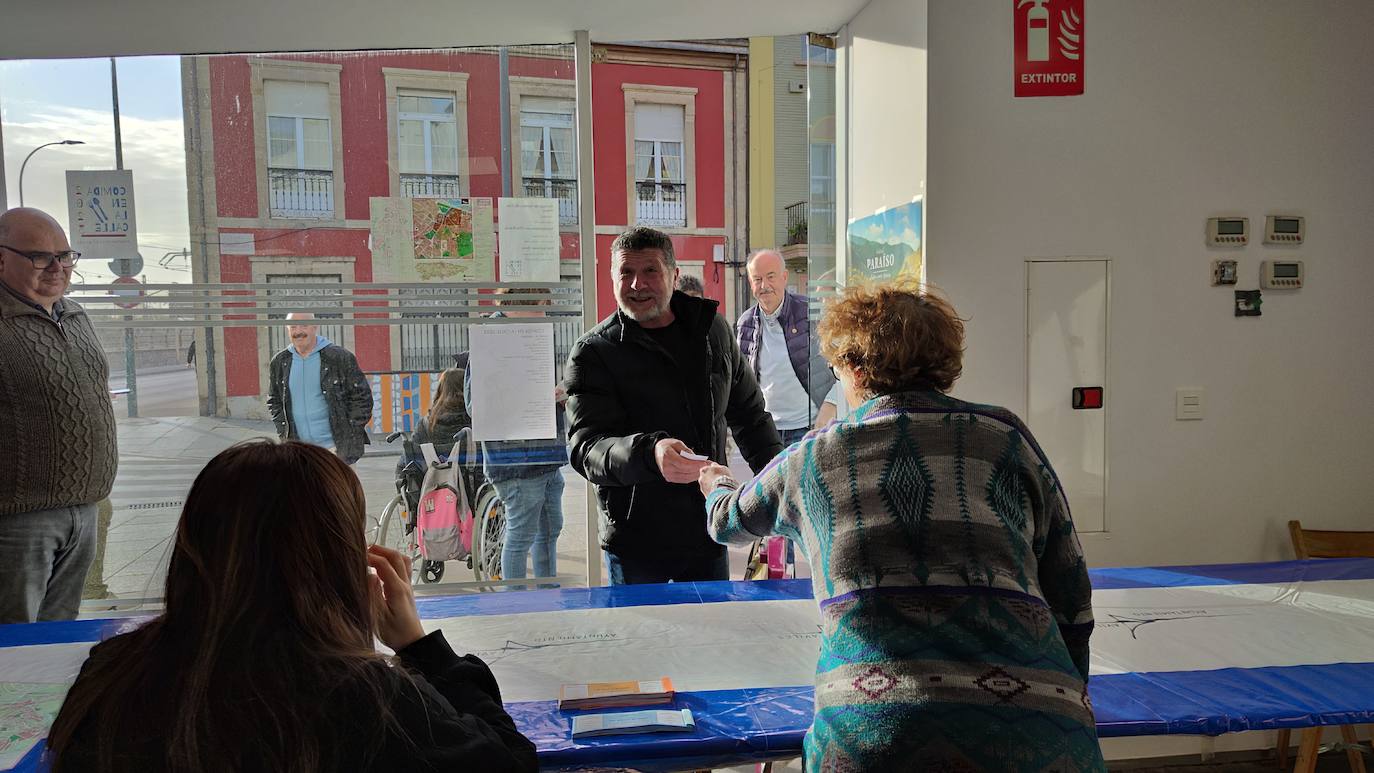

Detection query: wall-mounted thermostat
xmin=1207 ymin=217 xmax=1249 ymax=247
xmin=1264 ymin=215 xmax=1305 ymax=245
xmin=1261 ymin=260 xmax=1303 ymax=289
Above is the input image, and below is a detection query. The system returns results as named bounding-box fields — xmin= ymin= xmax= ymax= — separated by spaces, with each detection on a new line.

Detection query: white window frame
xmin=397 ymin=89 xmax=459 ymax=177
xmin=623 ymin=84 xmax=697 ymax=230
xmin=809 ymin=141 xmax=835 ymax=202
xmin=383 ymin=68 xmax=470 ymax=199
xmin=521 ymin=107 xmax=576 ymax=184
xmin=266 ymin=114 xmax=332 ymax=171
xmin=636 ymin=139 xmax=684 ymax=187
xmin=510 ymin=76 xmax=578 ymax=228
xmin=250 ymin=59 xmax=345 ymax=226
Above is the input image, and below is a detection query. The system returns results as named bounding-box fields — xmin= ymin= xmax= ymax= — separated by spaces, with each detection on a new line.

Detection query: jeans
xmin=0 ymin=502 xmax=97 ymax=623
xmin=492 ymin=469 xmax=565 ymax=585
xmin=605 ymin=547 xmax=730 ymax=585
xmin=779 ymin=427 xmax=810 ymax=447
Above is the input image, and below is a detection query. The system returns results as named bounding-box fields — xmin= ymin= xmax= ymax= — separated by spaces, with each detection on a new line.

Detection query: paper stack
xmin=558 ymin=677 xmax=675 ymax=710
xmin=571 ymin=708 xmax=696 ymax=738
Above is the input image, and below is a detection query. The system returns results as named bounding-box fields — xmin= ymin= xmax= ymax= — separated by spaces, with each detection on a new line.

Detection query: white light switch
xmin=1176 ymin=388 xmax=1205 ymax=420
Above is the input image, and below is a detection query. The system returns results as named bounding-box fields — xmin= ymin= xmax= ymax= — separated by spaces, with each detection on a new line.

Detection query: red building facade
xmin=182 ymin=43 xmax=748 ymax=417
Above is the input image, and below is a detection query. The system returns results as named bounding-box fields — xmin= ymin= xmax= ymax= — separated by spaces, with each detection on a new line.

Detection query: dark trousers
xmin=779 ymin=426 xmax=810 ymax=447
xmin=605 ymin=547 xmax=730 ymax=585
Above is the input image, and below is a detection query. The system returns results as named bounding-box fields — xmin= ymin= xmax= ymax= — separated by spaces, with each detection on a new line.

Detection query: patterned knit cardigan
xmin=0 ymin=293 xmax=117 ymax=516
xmin=706 ymin=390 xmax=1105 ymax=772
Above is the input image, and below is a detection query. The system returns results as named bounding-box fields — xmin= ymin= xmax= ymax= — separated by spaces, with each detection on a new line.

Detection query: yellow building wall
xmin=747 ymin=36 xmax=776 ymax=250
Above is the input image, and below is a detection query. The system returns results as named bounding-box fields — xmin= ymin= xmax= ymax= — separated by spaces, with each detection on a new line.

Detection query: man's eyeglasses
xmin=0 ymin=245 xmax=81 ymax=269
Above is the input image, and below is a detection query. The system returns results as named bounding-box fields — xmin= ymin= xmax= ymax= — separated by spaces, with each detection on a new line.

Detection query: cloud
xmin=4 ymin=105 xmax=189 ymax=282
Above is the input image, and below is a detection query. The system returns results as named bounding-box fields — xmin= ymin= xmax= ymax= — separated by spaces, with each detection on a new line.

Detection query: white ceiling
xmin=1 ymin=0 xmax=868 ymax=60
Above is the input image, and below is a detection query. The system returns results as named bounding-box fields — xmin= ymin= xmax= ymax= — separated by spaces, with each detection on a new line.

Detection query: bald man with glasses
xmin=0 ymin=207 xmax=117 ymax=623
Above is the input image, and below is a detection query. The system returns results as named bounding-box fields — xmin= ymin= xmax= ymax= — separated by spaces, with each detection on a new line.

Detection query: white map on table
xmin=1090 ymin=579 xmax=1374 ymax=675
xmin=426 ymin=599 xmax=822 ymax=703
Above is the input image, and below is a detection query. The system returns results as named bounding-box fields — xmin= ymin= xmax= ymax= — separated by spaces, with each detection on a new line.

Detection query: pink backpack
xmin=744 ymin=536 xmax=789 ymax=580
xmin=416 ymin=461 xmax=473 ymax=561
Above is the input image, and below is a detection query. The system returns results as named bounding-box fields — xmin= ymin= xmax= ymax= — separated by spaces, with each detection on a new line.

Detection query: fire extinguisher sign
xmin=1014 ymin=0 xmax=1084 ymax=97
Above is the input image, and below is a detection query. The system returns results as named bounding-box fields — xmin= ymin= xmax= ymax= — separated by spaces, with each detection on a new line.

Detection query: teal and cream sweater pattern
xmin=706 ymin=390 xmax=1104 ymax=772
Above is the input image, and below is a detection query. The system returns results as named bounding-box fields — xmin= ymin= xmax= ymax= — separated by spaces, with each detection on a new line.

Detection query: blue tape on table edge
xmin=413 ymin=577 xmax=814 ymax=619
xmin=1091 ymin=662 xmax=1374 ymax=737
xmin=507 ymin=661 xmax=1374 ymax=771
xmin=1088 ymin=557 xmax=1374 ymax=589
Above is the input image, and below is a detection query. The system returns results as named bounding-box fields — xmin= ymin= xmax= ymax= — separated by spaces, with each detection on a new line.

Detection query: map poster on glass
xmin=369 ymin=196 xmax=495 ymax=283
xmin=846 ymin=197 xmax=923 ymax=283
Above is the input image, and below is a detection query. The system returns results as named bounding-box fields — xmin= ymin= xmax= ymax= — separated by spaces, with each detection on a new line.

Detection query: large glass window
xmin=264 ymin=80 xmax=334 ymax=218
xmin=520 ymin=97 xmax=577 ymax=224
xmin=397 ymin=90 xmax=460 ymax=197
xmin=633 ymin=103 xmax=685 ymax=227
xmin=1 ymin=35 xmax=767 ymax=601
xmin=1 ymin=44 xmax=596 ymax=603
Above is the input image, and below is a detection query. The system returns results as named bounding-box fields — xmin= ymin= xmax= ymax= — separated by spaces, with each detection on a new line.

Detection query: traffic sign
xmin=111 ymin=276 xmax=143 ymax=309
xmin=108 ymin=255 xmax=144 ymax=277
xmin=66 ymin=170 xmax=139 ymax=259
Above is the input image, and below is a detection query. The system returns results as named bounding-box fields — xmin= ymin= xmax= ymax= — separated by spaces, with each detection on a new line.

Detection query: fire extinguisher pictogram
xmin=1014 ymin=0 xmax=1084 ymax=97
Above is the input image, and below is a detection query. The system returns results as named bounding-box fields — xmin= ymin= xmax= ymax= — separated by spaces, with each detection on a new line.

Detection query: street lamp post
xmin=18 ymin=139 xmax=85 ymax=206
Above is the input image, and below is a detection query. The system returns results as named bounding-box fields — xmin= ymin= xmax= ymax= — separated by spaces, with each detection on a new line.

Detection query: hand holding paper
xmin=655 ymin=438 xmax=710 ymax=484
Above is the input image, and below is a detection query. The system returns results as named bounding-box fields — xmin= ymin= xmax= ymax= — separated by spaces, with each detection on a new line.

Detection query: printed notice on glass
xmin=469 ymin=323 xmax=557 ymax=441
xmin=498 ymin=197 xmax=560 ymax=282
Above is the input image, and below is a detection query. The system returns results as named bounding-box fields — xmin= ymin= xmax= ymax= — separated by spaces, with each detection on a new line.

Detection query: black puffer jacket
xmin=266 ymin=343 xmax=373 ymax=464
xmin=564 ymin=291 xmax=781 ymax=559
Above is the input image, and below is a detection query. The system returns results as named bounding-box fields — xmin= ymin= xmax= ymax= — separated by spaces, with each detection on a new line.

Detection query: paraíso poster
xmin=846 ymin=197 xmax=922 ymax=283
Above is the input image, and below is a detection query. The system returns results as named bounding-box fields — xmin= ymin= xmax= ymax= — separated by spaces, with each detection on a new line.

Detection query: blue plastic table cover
xmin=4 ymin=558 xmax=1374 ymax=772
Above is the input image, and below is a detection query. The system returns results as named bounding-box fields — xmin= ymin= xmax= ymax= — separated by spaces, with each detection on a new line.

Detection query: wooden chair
xmin=1277 ymin=520 xmax=1374 ymax=772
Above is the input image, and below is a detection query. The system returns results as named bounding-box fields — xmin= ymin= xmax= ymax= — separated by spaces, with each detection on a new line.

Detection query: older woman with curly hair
xmin=698 ymin=281 xmax=1104 ymax=772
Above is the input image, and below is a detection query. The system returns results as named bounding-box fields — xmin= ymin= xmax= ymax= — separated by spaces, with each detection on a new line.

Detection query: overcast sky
xmin=1 ymin=56 xmax=189 ymax=284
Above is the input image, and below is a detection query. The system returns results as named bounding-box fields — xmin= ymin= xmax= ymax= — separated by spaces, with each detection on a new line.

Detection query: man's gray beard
xmin=618 ymin=299 xmax=668 ymax=323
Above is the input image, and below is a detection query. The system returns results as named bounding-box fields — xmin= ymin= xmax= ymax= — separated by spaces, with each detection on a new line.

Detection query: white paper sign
xmin=497 ymin=197 xmax=560 ymax=282
xmin=469 ymin=323 xmax=557 ymax=441
xmin=66 ymin=170 xmax=139 ymax=258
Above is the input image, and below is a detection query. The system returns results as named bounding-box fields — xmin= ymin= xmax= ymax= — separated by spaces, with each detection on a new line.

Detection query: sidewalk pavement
xmin=96 ymin=416 xmax=590 ymax=601
xmin=91 ymin=416 xmax=791 ymax=606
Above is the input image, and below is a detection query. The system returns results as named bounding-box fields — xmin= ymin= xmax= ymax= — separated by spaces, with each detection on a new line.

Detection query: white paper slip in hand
xmin=680 ymin=452 xmax=709 ymax=462
xmin=571 ymin=709 xmax=696 ymax=738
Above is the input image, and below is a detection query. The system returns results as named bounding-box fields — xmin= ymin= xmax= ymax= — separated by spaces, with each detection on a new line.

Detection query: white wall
xmin=925 ymin=0 xmax=1374 ymax=567
xmin=845 ymin=0 xmax=929 ymax=222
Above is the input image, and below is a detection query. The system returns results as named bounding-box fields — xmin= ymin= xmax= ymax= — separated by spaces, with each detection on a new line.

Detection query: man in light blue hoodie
xmin=266 ymin=312 xmax=374 ymax=464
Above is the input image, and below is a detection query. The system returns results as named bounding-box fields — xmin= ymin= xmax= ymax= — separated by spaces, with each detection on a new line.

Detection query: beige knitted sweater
xmin=0 ymin=289 xmax=117 ymax=515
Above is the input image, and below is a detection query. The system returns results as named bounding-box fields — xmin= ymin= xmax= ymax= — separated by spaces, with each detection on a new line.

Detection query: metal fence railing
xmin=522 ymin=177 xmax=578 ymax=225
xmin=400 ymin=173 xmax=462 ymax=198
xmin=68 ymin=282 xmax=585 ymax=419
xmin=268 ymin=168 xmax=335 ymax=218
xmin=634 ymin=181 xmax=686 ymax=227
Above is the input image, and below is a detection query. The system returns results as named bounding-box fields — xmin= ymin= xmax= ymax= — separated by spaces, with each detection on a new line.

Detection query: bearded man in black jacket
xmin=564 ymin=227 xmax=782 ymax=584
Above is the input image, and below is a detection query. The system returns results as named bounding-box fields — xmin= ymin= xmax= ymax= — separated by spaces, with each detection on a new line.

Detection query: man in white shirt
xmin=735 ymin=249 xmax=836 ymax=447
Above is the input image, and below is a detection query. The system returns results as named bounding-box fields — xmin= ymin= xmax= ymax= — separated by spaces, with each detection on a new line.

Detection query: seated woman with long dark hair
xmin=47 ymin=440 xmax=537 ymax=773
xmin=698 ymin=281 xmax=1105 ymax=771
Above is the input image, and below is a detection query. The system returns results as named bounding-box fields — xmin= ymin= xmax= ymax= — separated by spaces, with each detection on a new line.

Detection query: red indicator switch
xmin=1072 ymin=386 xmax=1103 ymax=409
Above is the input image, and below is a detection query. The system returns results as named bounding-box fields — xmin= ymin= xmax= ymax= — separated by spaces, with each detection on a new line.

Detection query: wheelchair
xmin=373 ymin=427 xmax=506 ymax=584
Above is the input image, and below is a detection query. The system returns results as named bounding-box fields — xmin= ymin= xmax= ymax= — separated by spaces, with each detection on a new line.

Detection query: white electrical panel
xmin=1261 ymin=260 xmax=1304 ymax=289
xmin=1264 ymin=215 xmax=1305 ymax=245
xmin=1207 ymin=217 xmax=1249 ymax=247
